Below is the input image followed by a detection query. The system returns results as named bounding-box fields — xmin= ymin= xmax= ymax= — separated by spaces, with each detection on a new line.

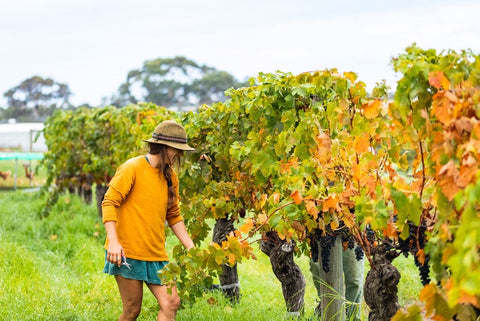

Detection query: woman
xmin=102 ymin=120 xmax=195 ymax=321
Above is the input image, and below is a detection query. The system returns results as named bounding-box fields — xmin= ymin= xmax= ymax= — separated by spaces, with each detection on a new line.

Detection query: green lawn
xmin=0 ymin=191 xmax=422 ymax=320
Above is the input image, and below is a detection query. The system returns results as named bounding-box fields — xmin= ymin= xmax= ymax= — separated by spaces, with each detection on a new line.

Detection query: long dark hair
xmin=148 ymin=143 xmax=179 ymax=206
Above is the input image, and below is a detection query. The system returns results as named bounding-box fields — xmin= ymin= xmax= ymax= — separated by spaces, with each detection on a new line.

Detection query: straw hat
xmin=142 ymin=120 xmax=195 ymax=151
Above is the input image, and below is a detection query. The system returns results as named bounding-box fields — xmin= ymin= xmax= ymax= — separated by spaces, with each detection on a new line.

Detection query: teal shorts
xmin=103 ymin=252 xmax=168 ymax=285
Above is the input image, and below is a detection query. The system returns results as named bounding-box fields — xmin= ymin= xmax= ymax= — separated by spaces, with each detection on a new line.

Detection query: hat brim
xmin=142 ymin=138 xmax=195 ymax=151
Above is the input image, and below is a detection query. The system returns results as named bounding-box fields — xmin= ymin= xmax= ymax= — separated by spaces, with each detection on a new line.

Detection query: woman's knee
xmin=167 ymin=293 xmax=181 ymax=311
xmin=122 ymin=304 xmax=142 ymax=320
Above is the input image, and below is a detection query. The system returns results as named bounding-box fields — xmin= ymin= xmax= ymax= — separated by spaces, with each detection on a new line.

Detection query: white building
xmin=0 ymin=121 xmax=47 ymax=152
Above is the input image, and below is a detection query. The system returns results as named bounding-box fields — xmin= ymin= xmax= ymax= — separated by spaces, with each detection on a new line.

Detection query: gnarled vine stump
xmin=364 ymin=245 xmax=400 ymax=321
xmin=212 ymin=217 xmax=240 ymax=302
xmin=95 ymin=184 xmax=109 ymax=219
xmin=260 ymin=231 xmax=305 ymax=316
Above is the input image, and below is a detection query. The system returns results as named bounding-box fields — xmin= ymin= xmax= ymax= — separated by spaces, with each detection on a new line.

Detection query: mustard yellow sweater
xmin=102 ymin=155 xmax=183 ymax=261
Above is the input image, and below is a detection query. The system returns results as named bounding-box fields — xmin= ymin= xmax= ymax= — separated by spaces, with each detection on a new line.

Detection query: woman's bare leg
xmin=115 ymin=275 xmax=144 ymax=321
xmin=146 ymin=283 xmax=180 ymax=321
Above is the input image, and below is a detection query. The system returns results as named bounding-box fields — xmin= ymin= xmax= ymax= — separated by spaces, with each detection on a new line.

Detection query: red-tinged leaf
xmin=362 ymin=99 xmax=382 ymax=119
xmin=437 ymin=160 xmax=461 ymax=201
xmin=280 ymin=157 xmax=299 ymax=173
xmin=382 ymin=222 xmax=398 ymax=239
xmin=457 ymin=291 xmax=479 ymax=307
xmin=291 ymin=190 xmax=303 ymax=204
xmin=429 ymin=71 xmax=450 ymax=90
xmin=322 ymin=194 xmax=341 ymax=212
xmin=416 ymin=249 xmax=426 ymax=266
xmin=291 ymin=220 xmax=305 ymax=234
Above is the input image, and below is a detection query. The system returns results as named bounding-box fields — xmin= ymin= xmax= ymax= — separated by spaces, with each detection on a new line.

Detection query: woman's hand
xmin=104 ymin=221 xmax=123 ymax=267
xmin=107 ymin=241 xmax=124 ymax=267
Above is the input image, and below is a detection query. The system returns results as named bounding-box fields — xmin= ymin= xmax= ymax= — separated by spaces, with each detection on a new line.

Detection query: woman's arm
xmin=170 ymin=221 xmax=194 ymax=250
xmin=104 ymin=221 xmax=124 ymax=267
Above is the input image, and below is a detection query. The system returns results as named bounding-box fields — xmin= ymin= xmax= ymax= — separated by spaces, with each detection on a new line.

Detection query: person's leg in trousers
xmin=342 ymin=247 xmax=365 ymax=321
xmin=310 ymin=236 xmax=346 ymax=321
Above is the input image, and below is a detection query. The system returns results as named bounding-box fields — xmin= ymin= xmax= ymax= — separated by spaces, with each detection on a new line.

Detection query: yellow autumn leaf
xmin=354 ymin=135 xmax=370 ymax=154
xmin=258 ymin=213 xmax=268 ymax=224
xmin=227 ymin=254 xmax=236 ymax=266
xmin=305 ymin=200 xmax=318 ymax=220
xmin=239 ymin=218 xmax=254 ymax=234
xmin=260 ymin=194 xmax=268 ymax=208
xmin=313 ymin=132 xmax=331 ymax=164
xmin=431 ymin=92 xmax=453 ymax=126
xmin=361 ymin=99 xmax=382 ymax=119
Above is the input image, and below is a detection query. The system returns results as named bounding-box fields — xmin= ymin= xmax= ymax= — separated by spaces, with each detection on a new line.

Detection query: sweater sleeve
xmin=166 ymin=170 xmax=183 ymax=227
xmin=102 ymin=161 xmax=135 ymax=223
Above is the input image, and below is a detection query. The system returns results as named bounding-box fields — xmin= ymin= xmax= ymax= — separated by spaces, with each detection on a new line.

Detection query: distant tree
xmin=2 ymin=76 xmax=72 ymax=122
xmin=110 ymin=56 xmax=247 ymax=109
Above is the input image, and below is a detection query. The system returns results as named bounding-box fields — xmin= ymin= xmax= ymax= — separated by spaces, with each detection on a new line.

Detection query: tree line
xmin=0 ymin=56 xmax=247 ymax=122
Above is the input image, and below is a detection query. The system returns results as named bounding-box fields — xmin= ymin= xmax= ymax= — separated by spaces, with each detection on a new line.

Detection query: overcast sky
xmin=1 ymin=0 xmax=479 ymax=107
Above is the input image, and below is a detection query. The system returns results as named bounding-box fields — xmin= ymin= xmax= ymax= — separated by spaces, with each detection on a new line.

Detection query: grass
xmin=0 ymin=190 xmax=423 ymax=320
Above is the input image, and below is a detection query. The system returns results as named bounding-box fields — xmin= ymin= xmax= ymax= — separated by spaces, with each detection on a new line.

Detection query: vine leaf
xmin=437 ymin=160 xmax=461 ymax=201
xmin=431 ymin=92 xmax=454 ymax=126
xmin=354 ymin=135 xmax=370 ymax=154
xmin=416 ymin=249 xmax=426 ymax=266
xmin=382 ymin=221 xmax=398 ymax=239
xmin=428 ymin=71 xmax=450 ymax=90
xmin=305 ymin=200 xmax=318 ymax=220
xmin=291 ymin=190 xmax=303 ymax=204
xmin=420 ymin=284 xmax=453 ymax=320
xmin=322 ymin=194 xmax=341 ymax=212
xmin=313 ymin=133 xmax=332 ymax=164
xmin=361 ymin=99 xmax=382 ymax=119
xmin=239 ymin=218 xmax=254 ymax=235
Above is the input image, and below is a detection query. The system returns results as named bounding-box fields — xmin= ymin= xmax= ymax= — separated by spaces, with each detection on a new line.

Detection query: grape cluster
xmin=319 ymin=234 xmax=336 ymax=273
xmin=414 ymin=254 xmax=431 ymax=286
xmin=366 ymin=225 xmax=376 ymax=244
xmin=309 ymin=228 xmax=337 ymax=273
xmin=354 ymin=245 xmax=364 ymax=261
xmin=397 ymin=221 xmax=431 ymax=286
xmin=340 ymin=226 xmax=355 ymax=250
